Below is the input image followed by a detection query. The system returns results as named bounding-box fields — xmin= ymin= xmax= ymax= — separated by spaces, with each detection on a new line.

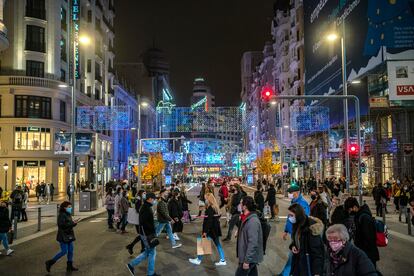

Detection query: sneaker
xmin=189 ymin=258 xmax=201 ymax=265
xmin=126 ymin=264 xmax=135 ymax=276
xmin=166 ymin=235 xmax=169 ymax=239
xmin=173 ymin=233 xmax=180 ymax=240
xmin=215 ymin=260 xmax=227 ymax=266
xmin=172 ymin=243 xmax=182 ymax=249
xmin=6 ymin=249 xmax=14 ymax=256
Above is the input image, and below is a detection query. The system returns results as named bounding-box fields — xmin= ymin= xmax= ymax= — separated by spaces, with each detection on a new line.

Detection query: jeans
xmin=107 ymin=209 xmax=114 ymax=228
xmin=226 ymin=214 xmax=240 ymax=239
xmin=197 ymin=237 xmax=225 ymax=262
xmin=52 ymin=242 xmax=74 ymax=262
xmin=280 ymin=252 xmax=292 ymax=276
xmin=21 ymin=208 xmax=27 ymax=221
xmin=12 ymin=207 xmax=21 ymax=221
xmin=156 ymin=222 xmax=176 ymax=246
xmin=129 ymin=247 xmax=156 ymax=276
xmin=0 ymin=232 xmax=9 ymax=250
xmin=117 ymin=213 xmax=128 ymax=230
xmin=235 ymin=263 xmax=258 ymax=276
xmin=399 ymin=205 xmax=408 ymax=222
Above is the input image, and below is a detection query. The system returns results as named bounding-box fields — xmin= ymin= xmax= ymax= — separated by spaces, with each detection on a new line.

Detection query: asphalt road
xmin=0 ymin=184 xmax=413 ymax=276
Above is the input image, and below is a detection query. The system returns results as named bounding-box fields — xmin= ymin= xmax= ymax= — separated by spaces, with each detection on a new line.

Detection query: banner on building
xmin=54 ymin=133 xmax=72 ymax=155
xmin=387 ymin=60 xmax=414 ymax=101
xmin=328 ymin=130 xmax=345 ymax=152
xmin=75 ymin=133 xmax=92 ymax=155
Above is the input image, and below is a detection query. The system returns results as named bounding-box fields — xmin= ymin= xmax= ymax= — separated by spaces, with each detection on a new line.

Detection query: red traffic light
xmin=349 ymin=144 xmax=359 ymax=154
xmin=261 ymin=87 xmax=274 ymax=101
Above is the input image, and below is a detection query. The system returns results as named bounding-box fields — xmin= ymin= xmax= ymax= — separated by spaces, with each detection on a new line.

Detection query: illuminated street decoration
xmin=290 ymin=106 xmax=330 ymax=132
xmin=191 ymin=96 xmax=207 ymax=111
xmin=77 ymin=106 xmax=131 ymax=130
xmin=141 ymin=140 xmax=171 ymax=153
xmin=157 ymin=106 xmax=245 ymax=132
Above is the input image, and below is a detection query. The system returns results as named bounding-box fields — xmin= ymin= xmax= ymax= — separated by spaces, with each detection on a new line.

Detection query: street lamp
xmin=69 ymin=34 xmax=91 ymax=214
xmin=3 ymin=163 xmax=8 ymax=192
xmin=326 ymin=24 xmax=351 ymax=192
xmin=137 ymin=97 xmax=149 ymax=189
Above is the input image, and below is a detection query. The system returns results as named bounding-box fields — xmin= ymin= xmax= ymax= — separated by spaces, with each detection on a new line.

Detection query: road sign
xmin=403 ymin=143 xmax=413 ymax=156
xmin=282 ymin=163 xmax=289 ymax=174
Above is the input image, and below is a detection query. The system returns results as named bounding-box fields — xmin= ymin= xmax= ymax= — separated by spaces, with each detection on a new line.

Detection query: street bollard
xmin=37 ymin=207 xmax=41 ymax=232
xmin=382 ymin=204 xmax=386 ymax=225
xmin=407 ymin=207 xmax=412 ymax=236
xmin=13 ymin=215 xmax=18 ymax=239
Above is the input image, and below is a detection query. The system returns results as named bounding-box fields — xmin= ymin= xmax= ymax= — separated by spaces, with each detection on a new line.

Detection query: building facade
xmin=0 ymin=0 xmax=115 ymax=193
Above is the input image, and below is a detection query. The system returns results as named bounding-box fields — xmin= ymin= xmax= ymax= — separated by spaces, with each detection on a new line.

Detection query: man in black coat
xmin=372 ymin=183 xmax=387 ymax=217
xmin=254 ymin=185 xmax=265 ymax=214
xmin=223 ymin=186 xmax=242 ymax=242
xmin=265 ymin=183 xmax=277 ymax=219
xmin=344 ymin=197 xmax=379 ymax=267
xmin=127 ymin=193 xmax=161 ymax=276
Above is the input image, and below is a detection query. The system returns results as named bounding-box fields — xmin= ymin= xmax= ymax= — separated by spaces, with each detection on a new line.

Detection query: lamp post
xmin=137 ymin=97 xmax=149 ymax=190
xmin=326 ymin=21 xmax=351 ymax=192
xmin=69 ymin=35 xmax=90 ymax=214
xmin=3 ymin=163 xmax=8 ymax=192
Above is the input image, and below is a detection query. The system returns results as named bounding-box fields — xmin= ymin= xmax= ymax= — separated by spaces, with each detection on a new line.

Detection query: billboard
xmin=54 ymin=133 xmax=71 ymax=155
xmin=387 ymin=60 xmax=414 ymax=100
xmin=75 ymin=133 xmax=92 ymax=155
xmin=304 ymin=0 xmax=414 ymax=106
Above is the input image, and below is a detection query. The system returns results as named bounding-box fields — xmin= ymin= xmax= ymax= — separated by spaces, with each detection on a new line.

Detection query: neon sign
xmin=72 ymin=0 xmax=80 ymax=79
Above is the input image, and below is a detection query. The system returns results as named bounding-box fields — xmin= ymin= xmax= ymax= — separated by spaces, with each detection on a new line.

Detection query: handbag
xmin=127 ymin=207 xmax=139 ymax=225
xmin=196 ymin=237 xmax=212 ymax=255
xmin=140 ymin=226 xmax=159 ymax=249
xmin=173 ymin=219 xmax=183 ymax=233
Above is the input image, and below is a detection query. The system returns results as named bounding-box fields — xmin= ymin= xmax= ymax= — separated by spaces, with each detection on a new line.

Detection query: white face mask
xmin=288 ymin=193 xmax=294 ymax=199
xmin=237 ymin=203 xmax=242 ymax=213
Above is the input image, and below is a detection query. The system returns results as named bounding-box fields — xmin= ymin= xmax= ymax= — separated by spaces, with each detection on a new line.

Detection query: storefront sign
xmin=369 ymin=97 xmax=389 ymax=108
xmin=75 ymin=133 xmax=92 ymax=155
xmin=24 ymin=161 xmax=39 ymax=167
xmin=54 ymin=133 xmax=72 ymax=155
xmin=388 ymin=60 xmax=414 ymax=101
xmin=72 ymin=0 xmax=80 ymax=79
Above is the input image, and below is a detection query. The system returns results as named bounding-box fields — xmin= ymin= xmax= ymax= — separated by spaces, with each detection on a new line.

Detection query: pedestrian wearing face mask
xmin=309 ymin=188 xmax=328 ymax=226
xmin=277 ymin=184 xmax=310 ymax=276
xmin=126 ymin=190 xmax=146 ymax=255
xmin=396 ymin=185 xmax=411 ymax=223
xmin=45 ymin=201 xmax=79 ymax=272
xmin=223 ymin=185 xmax=242 ymax=242
xmin=326 ymin=224 xmax=377 ymax=276
xmin=344 ymin=197 xmax=379 ymax=267
xmin=287 ymin=203 xmax=325 ymax=276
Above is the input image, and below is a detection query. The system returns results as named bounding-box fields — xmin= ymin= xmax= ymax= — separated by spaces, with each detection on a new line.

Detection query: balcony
xmin=0 ymin=75 xmax=65 ymax=90
xmin=102 ymin=16 xmax=114 ymax=34
xmin=25 ymin=8 xmax=46 ymax=20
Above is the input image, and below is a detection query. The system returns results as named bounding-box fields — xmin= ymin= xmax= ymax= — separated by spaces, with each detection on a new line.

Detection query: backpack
xmin=13 ymin=192 xmax=23 ymax=205
xmin=259 ymin=213 xmax=271 ymax=254
xmin=375 ymin=219 xmax=388 ymax=247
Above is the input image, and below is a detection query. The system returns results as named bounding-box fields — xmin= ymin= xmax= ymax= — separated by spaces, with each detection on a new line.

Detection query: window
xmin=60 ymin=69 xmax=66 ymax=82
xmin=87 ymin=86 xmax=92 ymax=97
xmin=87 ymin=59 xmax=92 ymax=72
xmin=26 ymin=25 xmax=45 ymax=52
xmin=26 ymin=0 xmax=46 ymax=20
xmin=15 ymin=95 xmax=51 ymax=119
xmin=14 ymin=127 xmax=51 ymax=151
xmin=60 ymin=100 xmax=66 ymax=122
xmin=61 ymin=37 xmax=67 ymax=61
xmin=87 ymin=10 xmax=92 ymax=23
xmin=61 ymin=7 xmax=67 ymax=31
xmin=26 ymin=60 xmax=44 ymax=77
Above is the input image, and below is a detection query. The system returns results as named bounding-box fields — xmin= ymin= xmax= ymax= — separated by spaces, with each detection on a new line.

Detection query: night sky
xmin=115 ymin=0 xmax=275 ymax=106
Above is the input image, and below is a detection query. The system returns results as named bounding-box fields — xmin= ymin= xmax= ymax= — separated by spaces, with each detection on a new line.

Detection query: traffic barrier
xmin=407 ymin=207 xmax=412 ymax=236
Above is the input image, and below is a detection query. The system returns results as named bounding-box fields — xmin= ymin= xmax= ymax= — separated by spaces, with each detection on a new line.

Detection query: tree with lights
xmin=141 ymin=153 xmax=165 ymax=190
xmin=256 ymin=148 xmax=281 ymax=179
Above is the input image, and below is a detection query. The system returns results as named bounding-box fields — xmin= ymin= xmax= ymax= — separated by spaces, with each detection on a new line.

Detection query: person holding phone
xmin=45 ymin=201 xmax=79 ymax=272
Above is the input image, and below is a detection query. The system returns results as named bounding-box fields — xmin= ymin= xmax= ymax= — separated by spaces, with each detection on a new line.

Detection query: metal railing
xmin=0 ymin=75 xmax=66 ymax=90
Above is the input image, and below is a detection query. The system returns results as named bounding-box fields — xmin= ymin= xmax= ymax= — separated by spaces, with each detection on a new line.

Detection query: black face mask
xmin=311 ymin=195 xmax=317 ymax=200
xmin=349 ymin=211 xmax=357 ymax=216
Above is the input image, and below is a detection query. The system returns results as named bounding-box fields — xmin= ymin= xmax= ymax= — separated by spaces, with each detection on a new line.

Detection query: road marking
xmin=90 ymin=218 xmax=106 ymax=223
xmin=388 ymin=229 xmax=414 ymax=243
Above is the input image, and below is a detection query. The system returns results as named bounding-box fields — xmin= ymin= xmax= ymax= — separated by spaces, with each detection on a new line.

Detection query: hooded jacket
xmin=285 ymin=194 xmax=310 ymax=234
xmin=326 ymin=242 xmax=378 ymax=276
xmin=290 ymin=216 xmax=325 ymax=276
xmin=236 ymin=212 xmax=264 ymax=265
xmin=354 ymin=204 xmax=379 ymax=263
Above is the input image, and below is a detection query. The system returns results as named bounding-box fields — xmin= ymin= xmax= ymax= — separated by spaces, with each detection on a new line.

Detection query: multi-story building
xmin=0 ymin=0 xmax=9 ymax=51
xmin=191 ymin=77 xmax=215 ymax=111
xmin=0 ymin=0 xmax=115 ymax=193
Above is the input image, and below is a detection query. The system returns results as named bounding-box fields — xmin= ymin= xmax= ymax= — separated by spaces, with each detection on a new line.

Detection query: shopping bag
xmin=264 ymin=204 xmax=271 ymax=217
xmin=196 ymin=237 xmax=212 ymax=255
xmin=127 ymin=207 xmax=139 ymax=225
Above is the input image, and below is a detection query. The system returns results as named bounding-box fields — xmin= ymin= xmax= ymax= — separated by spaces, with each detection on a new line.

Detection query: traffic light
xmin=360 ymin=162 xmax=367 ymax=173
xmin=261 ymin=87 xmax=274 ymax=102
xmin=349 ymin=144 xmax=359 ymax=155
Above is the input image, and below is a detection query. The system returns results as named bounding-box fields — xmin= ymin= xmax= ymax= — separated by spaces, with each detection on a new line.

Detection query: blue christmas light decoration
xmin=141 ymin=140 xmax=171 ymax=153
xmin=290 ymin=106 xmax=330 ymax=132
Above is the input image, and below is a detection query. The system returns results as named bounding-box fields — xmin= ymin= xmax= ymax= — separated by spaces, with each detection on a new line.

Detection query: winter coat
xmin=397 ymin=190 xmax=411 ymax=206
xmin=290 ymin=216 xmax=325 ymax=276
xmin=219 ymin=185 xmax=229 ymax=199
xmin=180 ymin=195 xmax=192 ymax=212
xmin=354 ymin=204 xmax=379 ymax=263
xmin=157 ymin=198 xmax=172 ymax=223
xmin=326 ymin=242 xmax=378 ymax=276
xmin=168 ymin=197 xmax=183 ymax=220
xmin=114 ymin=193 xmax=122 ymax=215
xmin=22 ymin=192 xmax=29 ymax=209
xmin=285 ymin=194 xmax=310 ymax=234
xmin=230 ymin=192 xmax=242 ymax=215
xmin=135 ymin=197 xmax=143 ymax=213
xmin=10 ymin=190 xmax=24 ymax=209
xmin=139 ymin=201 xmax=155 ymax=236
xmin=202 ymin=206 xmax=222 ymax=240
xmin=119 ymin=197 xmax=130 ymax=215
xmin=236 ymin=212 xmax=264 ymax=265
xmin=254 ymin=191 xmax=265 ymax=213
xmin=56 ymin=211 xmax=77 ymax=243
xmin=0 ymin=206 xmax=11 ymax=233
xmin=372 ymin=186 xmax=387 ymax=205
xmin=105 ymin=194 xmax=115 ymax=210
xmin=265 ymin=187 xmax=276 ymax=205
xmin=310 ymin=198 xmax=328 ymax=225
